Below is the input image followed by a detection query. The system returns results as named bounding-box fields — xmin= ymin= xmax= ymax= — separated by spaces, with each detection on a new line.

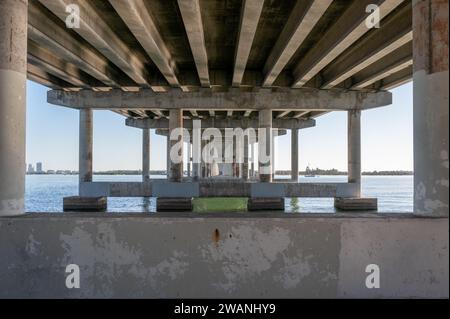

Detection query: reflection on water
xmin=25 ymin=175 xmax=413 ymax=213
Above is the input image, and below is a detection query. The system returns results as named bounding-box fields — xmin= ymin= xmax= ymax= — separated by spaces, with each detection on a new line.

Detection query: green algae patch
xmin=193 ymin=197 xmax=248 ymax=212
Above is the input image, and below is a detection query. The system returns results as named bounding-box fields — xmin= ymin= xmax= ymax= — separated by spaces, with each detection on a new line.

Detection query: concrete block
xmin=251 ymin=183 xmax=285 ymax=197
xmin=334 ymin=197 xmax=377 ymax=211
xmin=63 ymin=196 xmax=107 ymax=211
xmin=156 ymin=197 xmax=193 ymax=212
xmin=247 ymin=197 xmax=285 ymax=211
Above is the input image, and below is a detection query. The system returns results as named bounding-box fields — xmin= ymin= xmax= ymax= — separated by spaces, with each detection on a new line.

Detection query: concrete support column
xmin=187 ymin=142 xmax=191 ymax=177
xmin=169 ymin=109 xmax=183 ymax=182
xmin=166 ymin=135 xmax=170 ymax=179
xmin=142 ymin=129 xmax=150 ymax=181
xmin=348 ymin=110 xmax=361 ymax=197
xmin=258 ymin=109 xmax=272 ymax=182
xmin=79 ymin=109 xmax=93 ymax=189
xmin=291 ymin=129 xmax=299 ymax=182
xmin=243 ymin=139 xmax=249 ymax=180
xmin=413 ymin=0 xmax=449 ymax=216
xmin=0 ymin=0 xmax=27 ymax=216
xmin=251 ymin=143 xmax=255 ymax=177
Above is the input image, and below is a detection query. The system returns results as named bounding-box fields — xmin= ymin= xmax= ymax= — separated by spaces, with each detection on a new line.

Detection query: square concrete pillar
xmin=348 ymin=110 xmax=361 ymax=197
xmin=291 ymin=129 xmax=299 ymax=181
xmin=258 ymin=109 xmax=272 ymax=182
xmin=413 ymin=0 xmax=449 ymax=216
xmin=79 ymin=109 xmax=93 ymax=192
xmin=142 ymin=128 xmax=150 ymax=181
xmin=169 ymin=109 xmax=183 ymax=182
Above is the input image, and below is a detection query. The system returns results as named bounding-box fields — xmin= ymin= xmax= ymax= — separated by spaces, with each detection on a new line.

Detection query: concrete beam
xmin=27 ymin=63 xmax=72 ymax=89
xmin=262 ymin=0 xmax=332 ymax=87
xmin=178 ymin=0 xmax=210 ymax=87
xmin=47 ymin=88 xmax=392 ymax=110
xmin=349 ymin=42 xmax=413 ymax=89
xmin=28 ymin=1 xmax=123 ymax=87
xmin=126 ymin=117 xmax=316 ymax=130
xmin=38 ymin=0 xmax=150 ymax=87
xmin=377 ymin=65 xmax=412 ymax=90
xmin=28 ymin=40 xmax=101 ymax=88
xmin=292 ymin=0 xmax=404 ymax=88
xmin=320 ymin=3 xmax=412 ymax=89
xmin=232 ymin=0 xmax=264 ymax=86
xmin=109 ymin=0 xmax=180 ymax=87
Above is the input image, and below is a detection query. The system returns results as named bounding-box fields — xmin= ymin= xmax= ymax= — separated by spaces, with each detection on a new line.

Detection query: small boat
xmin=305 ymin=165 xmax=316 ymax=177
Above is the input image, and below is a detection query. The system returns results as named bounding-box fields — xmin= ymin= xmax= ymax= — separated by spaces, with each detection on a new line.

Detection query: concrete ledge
xmin=156 ymin=197 xmax=193 ymax=212
xmin=80 ymin=181 xmax=359 ymax=198
xmin=63 ymin=196 xmax=107 ymax=211
xmin=0 ymin=215 xmax=447 ymax=298
xmin=248 ymin=197 xmax=285 ymax=211
xmin=334 ymin=197 xmax=378 ymax=211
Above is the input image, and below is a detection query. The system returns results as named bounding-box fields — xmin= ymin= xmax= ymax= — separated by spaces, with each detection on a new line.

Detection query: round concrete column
xmin=79 ymin=109 xmax=93 ymax=187
xmin=348 ymin=110 xmax=361 ymax=197
xmin=258 ymin=109 xmax=272 ymax=182
xmin=169 ymin=109 xmax=183 ymax=182
xmin=291 ymin=129 xmax=299 ymax=182
xmin=413 ymin=0 xmax=449 ymax=216
xmin=142 ymin=129 xmax=150 ymax=181
xmin=0 ymin=0 xmax=28 ymax=216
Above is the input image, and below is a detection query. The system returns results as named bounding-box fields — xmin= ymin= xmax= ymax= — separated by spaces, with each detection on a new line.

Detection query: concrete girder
xmin=178 ymin=0 xmax=210 ymax=87
xmin=38 ymin=0 xmax=151 ymax=87
xmin=28 ymin=40 xmax=101 ymax=88
xmin=232 ymin=0 xmax=265 ymax=87
xmin=348 ymin=42 xmax=412 ymax=89
xmin=47 ymin=88 xmax=392 ymax=110
xmin=109 ymin=0 xmax=180 ymax=87
xmin=320 ymin=2 xmax=412 ymax=89
xmin=292 ymin=0 xmax=405 ymax=88
xmin=28 ymin=1 xmax=123 ymax=88
xmin=368 ymin=65 xmax=412 ymax=91
xmin=262 ymin=0 xmax=332 ymax=87
xmin=27 ymin=63 xmax=72 ymax=89
xmin=125 ymin=117 xmax=316 ymax=130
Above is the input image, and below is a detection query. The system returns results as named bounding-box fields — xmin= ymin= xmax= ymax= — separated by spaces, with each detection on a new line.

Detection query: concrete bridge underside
xmin=0 ymin=0 xmax=448 ymax=298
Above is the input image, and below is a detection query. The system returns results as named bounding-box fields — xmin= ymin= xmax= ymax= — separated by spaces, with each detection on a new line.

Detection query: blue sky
xmin=26 ymin=81 xmax=413 ymax=172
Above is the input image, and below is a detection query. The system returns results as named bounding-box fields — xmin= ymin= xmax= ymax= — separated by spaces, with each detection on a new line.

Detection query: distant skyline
xmin=26 ymin=81 xmax=413 ymax=172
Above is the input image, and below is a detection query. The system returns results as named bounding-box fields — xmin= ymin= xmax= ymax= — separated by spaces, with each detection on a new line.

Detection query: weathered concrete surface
xmin=79 ymin=181 xmax=359 ymax=198
xmin=47 ymin=88 xmax=393 ymax=110
xmin=0 ymin=215 xmax=447 ymax=298
xmin=0 ymin=0 xmax=28 ymax=216
xmin=142 ymin=129 xmax=150 ymax=181
xmin=126 ymin=117 xmax=316 ymax=130
xmin=413 ymin=0 xmax=449 ymax=216
xmin=347 ymin=110 xmax=361 ymax=197
xmin=78 ymin=109 xmax=93 ymax=189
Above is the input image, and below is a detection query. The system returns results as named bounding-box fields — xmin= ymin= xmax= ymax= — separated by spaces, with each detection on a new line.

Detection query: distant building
xmin=27 ymin=164 xmax=34 ymax=173
xmin=36 ymin=162 xmax=43 ymax=173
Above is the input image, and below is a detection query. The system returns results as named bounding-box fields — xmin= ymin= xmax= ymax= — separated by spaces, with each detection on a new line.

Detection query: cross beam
xmin=126 ymin=117 xmax=316 ymax=130
xmin=47 ymin=88 xmax=392 ymax=110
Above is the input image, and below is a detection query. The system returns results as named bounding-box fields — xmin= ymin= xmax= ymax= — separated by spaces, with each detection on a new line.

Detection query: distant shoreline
xmin=27 ymin=170 xmax=413 ymax=176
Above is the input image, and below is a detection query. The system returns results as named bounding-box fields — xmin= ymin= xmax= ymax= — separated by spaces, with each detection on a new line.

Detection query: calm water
xmin=25 ymin=175 xmax=413 ymax=213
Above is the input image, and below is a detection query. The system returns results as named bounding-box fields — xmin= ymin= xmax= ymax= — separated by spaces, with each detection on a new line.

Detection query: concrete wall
xmin=0 ymin=214 xmax=447 ymax=298
xmin=80 ymin=181 xmax=359 ymax=198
